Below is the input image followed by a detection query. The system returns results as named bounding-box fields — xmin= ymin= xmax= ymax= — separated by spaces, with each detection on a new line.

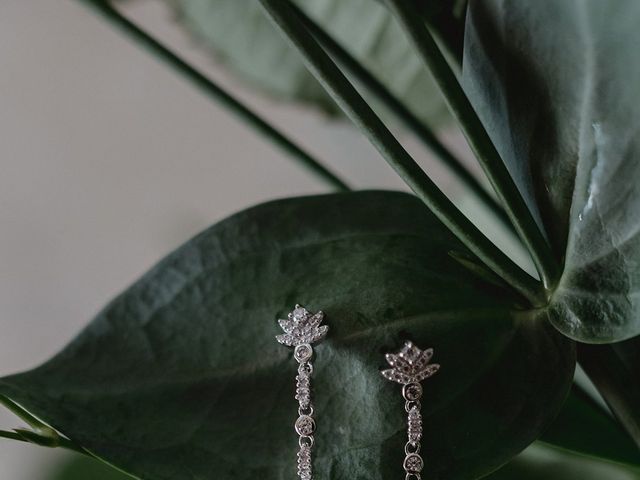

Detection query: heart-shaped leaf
xmin=164 ymin=0 xmax=450 ymax=124
xmin=0 ymin=192 xmax=575 ymax=479
xmin=462 ymin=0 xmax=640 ymax=343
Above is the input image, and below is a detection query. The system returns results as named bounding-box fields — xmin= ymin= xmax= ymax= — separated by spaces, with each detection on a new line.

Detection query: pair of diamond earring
xmin=276 ymin=305 xmax=440 ymax=480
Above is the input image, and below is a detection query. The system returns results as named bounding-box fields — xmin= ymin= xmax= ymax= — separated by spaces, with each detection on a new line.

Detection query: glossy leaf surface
xmin=462 ymin=0 xmax=640 ymax=342
xmin=0 ymin=192 xmax=574 ymax=480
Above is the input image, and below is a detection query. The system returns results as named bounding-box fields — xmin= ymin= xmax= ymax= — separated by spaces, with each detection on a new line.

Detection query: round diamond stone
xmin=295 ymin=415 xmax=316 ymax=436
xmin=292 ymin=306 xmax=308 ymax=321
xmin=294 ymin=344 xmax=313 ymax=363
xmin=403 ymin=382 xmax=423 ymax=401
xmin=403 ymin=453 xmax=424 ymax=473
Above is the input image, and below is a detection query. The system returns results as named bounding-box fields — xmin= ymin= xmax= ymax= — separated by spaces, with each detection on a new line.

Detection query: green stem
xmin=0 ymin=430 xmax=26 ymax=442
xmin=0 ymin=396 xmax=88 ymax=455
xmin=420 ymin=0 xmax=467 ymax=65
xmin=290 ymin=4 xmax=514 ymax=234
xmin=385 ymin=0 xmax=559 ymax=291
xmin=0 ymin=429 xmax=88 ymax=455
xmin=0 ymin=395 xmax=55 ymax=437
xmin=76 ymin=0 xmax=350 ymax=192
xmin=259 ymin=0 xmax=543 ymax=306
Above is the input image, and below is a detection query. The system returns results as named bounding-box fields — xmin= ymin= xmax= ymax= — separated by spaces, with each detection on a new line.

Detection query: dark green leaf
xmin=541 ymin=385 xmax=640 ymax=467
xmin=164 ymin=0 xmax=450 ymax=124
xmin=462 ymin=0 xmax=640 ymax=343
xmin=579 ymin=337 xmax=640 ymax=447
xmin=0 ymin=192 xmax=575 ymax=479
xmin=486 ymin=443 xmax=640 ymax=480
xmin=50 ymin=455 xmax=132 ymax=480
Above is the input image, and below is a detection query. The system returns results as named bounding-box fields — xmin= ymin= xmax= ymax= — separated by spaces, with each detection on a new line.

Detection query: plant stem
xmin=0 ymin=430 xmax=26 ymax=442
xmin=422 ymin=0 xmax=467 ymax=65
xmin=0 ymin=429 xmax=88 ymax=455
xmin=76 ymin=0 xmax=350 ymax=192
xmin=259 ymin=0 xmax=544 ymax=306
xmin=0 ymin=395 xmax=88 ymax=455
xmin=0 ymin=395 xmax=55 ymax=437
xmin=290 ymin=4 xmax=514 ymax=234
xmin=384 ymin=0 xmax=559 ymax=291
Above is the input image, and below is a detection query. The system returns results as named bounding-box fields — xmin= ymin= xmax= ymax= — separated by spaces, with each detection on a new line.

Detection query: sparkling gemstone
xmin=404 ymin=453 xmax=424 ymax=473
xmin=381 ymin=342 xmax=439 ymax=384
xmin=294 ymin=344 xmax=313 ymax=363
xmin=403 ymin=382 xmax=423 ymax=401
xmin=296 ymin=367 xmax=311 ymax=408
xmin=414 ymin=363 xmax=440 ymax=382
xmin=292 ymin=306 xmax=309 ymax=321
xmin=408 ymin=407 xmax=423 ymax=442
xmin=277 ymin=305 xmax=328 ymax=347
xmin=295 ymin=415 xmax=316 ymax=436
xmin=400 ymin=341 xmax=421 ymax=362
xmin=310 ymin=325 xmax=328 ymax=343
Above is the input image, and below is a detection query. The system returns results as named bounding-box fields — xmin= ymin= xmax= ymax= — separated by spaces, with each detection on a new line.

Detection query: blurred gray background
xmin=0 ymin=1 xmax=526 ymax=479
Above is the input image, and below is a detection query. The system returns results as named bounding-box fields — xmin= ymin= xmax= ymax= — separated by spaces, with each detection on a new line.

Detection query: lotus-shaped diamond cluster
xmin=381 ymin=341 xmax=440 ymax=385
xmin=276 ymin=305 xmax=328 ymax=347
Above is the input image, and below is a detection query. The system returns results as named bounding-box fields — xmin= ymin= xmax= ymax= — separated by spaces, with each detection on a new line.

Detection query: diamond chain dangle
xmin=381 ymin=341 xmax=440 ymax=479
xmin=403 ymin=394 xmax=423 ymax=480
xmin=276 ymin=305 xmax=329 ymax=480
xmin=294 ymin=346 xmax=315 ymax=480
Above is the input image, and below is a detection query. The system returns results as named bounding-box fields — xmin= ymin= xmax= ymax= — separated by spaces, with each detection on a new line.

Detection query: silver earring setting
xmin=276 ymin=305 xmax=329 ymax=480
xmin=382 ymin=341 xmax=440 ymax=480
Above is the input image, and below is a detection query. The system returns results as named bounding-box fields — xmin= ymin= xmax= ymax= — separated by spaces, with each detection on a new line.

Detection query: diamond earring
xmin=381 ymin=341 xmax=440 ymax=480
xmin=276 ymin=304 xmax=329 ymax=480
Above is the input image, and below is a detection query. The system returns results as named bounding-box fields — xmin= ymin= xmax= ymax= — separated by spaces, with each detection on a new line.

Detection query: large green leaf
xmin=462 ymin=0 xmax=640 ymax=343
xmin=41 ymin=385 xmax=640 ymax=480
xmin=43 ymin=388 xmax=640 ymax=480
xmin=163 ymin=0 xmax=450 ymax=124
xmin=0 ymin=192 xmax=574 ymax=479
